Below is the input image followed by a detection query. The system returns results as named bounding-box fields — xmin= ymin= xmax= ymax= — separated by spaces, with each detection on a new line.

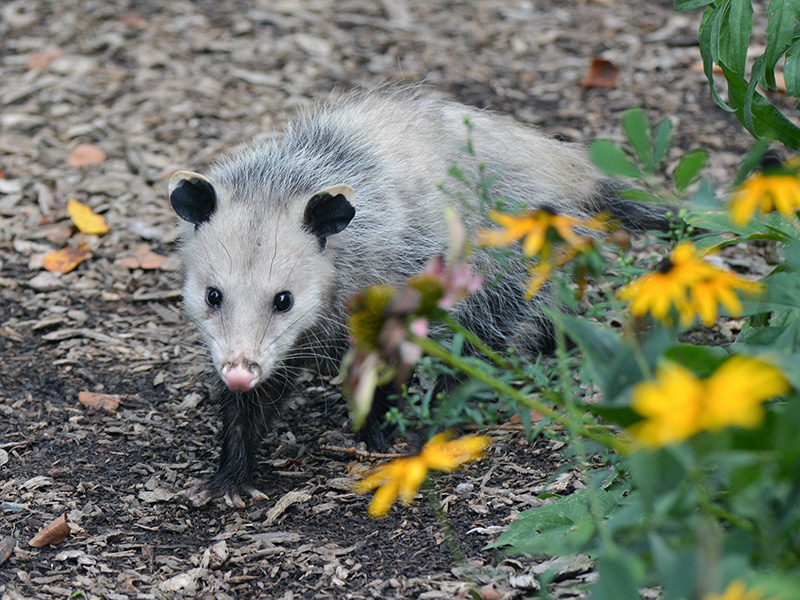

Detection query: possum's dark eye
xmin=273 ymin=291 xmax=294 ymax=312
xmin=206 ymin=287 xmax=223 ymax=310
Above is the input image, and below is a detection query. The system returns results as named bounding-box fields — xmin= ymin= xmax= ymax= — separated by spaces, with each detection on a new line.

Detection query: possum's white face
xmin=169 ymin=171 xmax=355 ymax=392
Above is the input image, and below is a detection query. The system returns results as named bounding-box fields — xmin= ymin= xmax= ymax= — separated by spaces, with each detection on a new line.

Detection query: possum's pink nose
xmin=221 ymin=363 xmax=262 ymax=392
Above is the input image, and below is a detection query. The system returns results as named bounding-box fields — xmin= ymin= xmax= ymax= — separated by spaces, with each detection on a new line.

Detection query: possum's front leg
xmin=186 ymin=387 xmax=274 ymax=508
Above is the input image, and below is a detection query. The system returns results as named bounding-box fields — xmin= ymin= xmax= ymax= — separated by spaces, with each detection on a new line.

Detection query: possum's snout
xmin=221 ymin=361 xmax=262 ymax=393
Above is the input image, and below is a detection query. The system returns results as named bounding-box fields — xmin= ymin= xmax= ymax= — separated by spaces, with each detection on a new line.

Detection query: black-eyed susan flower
xmin=618 ymin=242 xmax=762 ymax=327
xmin=479 ymin=207 xmax=605 ymax=298
xmin=700 ymin=580 xmax=774 ymax=600
xmin=628 ymin=355 xmax=789 ymax=449
xmin=729 ymin=170 xmax=800 ymax=226
xmin=354 ymin=432 xmax=491 ymax=518
xmin=478 ymin=207 xmax=594 ymax=259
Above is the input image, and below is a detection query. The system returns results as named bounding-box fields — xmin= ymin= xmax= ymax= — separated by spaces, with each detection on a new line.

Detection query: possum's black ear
xmin=169 ymin=171 xmax=217 ymax=227
xmin=303 ymin=185 xmax=356 ymax=246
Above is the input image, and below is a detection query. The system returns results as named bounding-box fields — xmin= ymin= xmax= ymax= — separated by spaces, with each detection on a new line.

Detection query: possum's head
xmin=169 ymin=171 xmax=355 ymax=393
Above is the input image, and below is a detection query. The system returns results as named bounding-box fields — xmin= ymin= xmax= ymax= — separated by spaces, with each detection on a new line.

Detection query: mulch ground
xmin=0 ymin=0 xmax=778 ymax=598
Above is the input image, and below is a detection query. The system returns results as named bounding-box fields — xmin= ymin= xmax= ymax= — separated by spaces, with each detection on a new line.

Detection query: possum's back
xmin=306 ymin=91 xmax=602 ymax=215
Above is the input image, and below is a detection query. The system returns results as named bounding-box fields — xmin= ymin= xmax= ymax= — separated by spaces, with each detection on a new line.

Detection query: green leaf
xmin=749 ymin=574 xmax=800 ymax=600
xmin=652 ymin=117 xmax=674 ymax=168
xmin=725 ymin=0 xmax=754 ymax=77
xmin=785 ymin=38 xmax=800 ymax=97
xmin=686 ymin=210 xmax=795 ymax=240
xmin=662 ymin=344 xmax=728 ymax=377
xmin=675 ymin=0 xmax=714 ymax=12
xmin=620 ymin=188 xmax=666 ymax=204
xmin=722 ymin=62 xmax=800 ymax=149
xmin=782 ymin=238 xmax=800 ymax=270
xmin=592 ymin=552 xmax=644 ymax=600
xmin=674 ymin=0 xmax=716 ymax=10
xmin=487 ymin=488 xmax=620 ymax=555
xmin=553 ymin=312 xmax=673 ymax=402
xmin=650 ymin=534 xmax=697 ymax=600
xmin=622 ymin=108 xmax=653 ymax=173
xmin=688 ymin=178 xmax=725 ymax=211
xmin=674 ymin=148 xmax=709 ymax=191
xmin=699 ymin=3 xmax=736 ymax=112
xmin=589 ymin=139 xmax=642 ymax=178
xmin=764 ymin=0 xmax=800 ymax=90
xmin=733 ymin=139 xmax=771 ymax=186
xmin=742 ymin=54 xmax=769 ymax=136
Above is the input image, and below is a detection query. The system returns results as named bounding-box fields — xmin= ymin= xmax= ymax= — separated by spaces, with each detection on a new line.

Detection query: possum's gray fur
xmin=169 ymin=88 xmax=667 ymax=506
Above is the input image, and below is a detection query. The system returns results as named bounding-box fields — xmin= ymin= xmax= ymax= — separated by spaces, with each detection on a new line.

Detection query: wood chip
xmin=0 ymin=536 xmax=15 ymax=566
xmin=263 ymin=490 xmax=313 ymax=526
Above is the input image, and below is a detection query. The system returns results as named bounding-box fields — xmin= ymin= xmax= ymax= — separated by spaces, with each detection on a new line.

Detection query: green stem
xmin=440 ymin=314 xmax=515 ymax=371
xmin=411 ymin=334 xmax=630 ymax=455
xmin=422 ymin=482 xmax=469 ymax=570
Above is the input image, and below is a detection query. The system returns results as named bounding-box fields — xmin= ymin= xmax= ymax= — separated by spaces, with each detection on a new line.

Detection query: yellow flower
xmin=729 ymin=171 xmax=800 ymax=226
xmin=703 ymin=355 xmax=791 ymax=431
xmin=629 ymin=356 xmax=790 ymax=449
xmin=478 ymin=208 xmax=592 ymax=259
xmin=618 ymin=242 xmax=762 ymax=327
xmin=354 ymin=432 xmax=491 ymax=518
xmin=697 ymin=580 xmax=773 ymax=600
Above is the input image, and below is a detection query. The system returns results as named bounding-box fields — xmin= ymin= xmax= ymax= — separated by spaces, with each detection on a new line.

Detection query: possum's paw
xmin=184 ymin=481 xmax=213 ymax=506
xmin=184 ymin=480 xmax=268 ymax=508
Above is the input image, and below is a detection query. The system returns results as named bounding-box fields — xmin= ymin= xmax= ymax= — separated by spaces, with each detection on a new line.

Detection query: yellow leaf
xmin=42 ymin=242 xmax=91 ymax=274
xmin=68 ymin=198 xmax=109 ymax=234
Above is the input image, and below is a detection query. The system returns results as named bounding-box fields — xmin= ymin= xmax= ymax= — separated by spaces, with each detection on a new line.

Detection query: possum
xmin=168 ymin=88 xmax=668 ymax=507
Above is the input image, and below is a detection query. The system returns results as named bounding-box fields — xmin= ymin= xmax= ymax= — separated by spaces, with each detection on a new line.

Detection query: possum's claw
xmin=224 ymin=487 xmax=269 ymax=509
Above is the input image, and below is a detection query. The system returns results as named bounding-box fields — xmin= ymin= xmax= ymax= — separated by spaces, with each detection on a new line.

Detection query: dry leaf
xmin=78 ymin=391 xmax=121 ymax=412
xmin=68 ymin=144 xmax=106 ymax=167
xmin=137 ymin=248 xmax=166 ymax=269
xmin=120 ymin=12 xmax=149 ymax=28
xmin=68 ymin=198 xmax=109 ymax=234
xmin=42 ymin=242 xmax=91 ymax=274
xmin=579 ymin=58 xmax=620 ymax=89
xmin=118 ymin=245 xmax=166 ymax=270
xmin=29 ymin=514 xmax=70 ymax=548
xmin=26 ymin=50 xmax=62 ymax=70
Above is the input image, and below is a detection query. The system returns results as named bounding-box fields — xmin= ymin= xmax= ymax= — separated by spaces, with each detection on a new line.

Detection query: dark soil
xmin=0 ymin=0 xmax=777 ymax=598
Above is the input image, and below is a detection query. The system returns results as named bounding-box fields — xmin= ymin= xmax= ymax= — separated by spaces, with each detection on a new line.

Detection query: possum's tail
xmin=588 ymin=180 xmax=675 ymax=233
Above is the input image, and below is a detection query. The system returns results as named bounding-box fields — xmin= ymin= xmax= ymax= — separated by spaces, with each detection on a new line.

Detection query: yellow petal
xmin=398 ymin=458 xmax=428 ymax=504
xmin=368 ymin=482 xmax=400 ymax=518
